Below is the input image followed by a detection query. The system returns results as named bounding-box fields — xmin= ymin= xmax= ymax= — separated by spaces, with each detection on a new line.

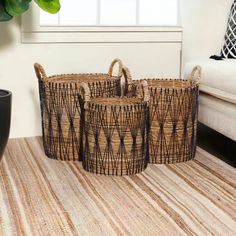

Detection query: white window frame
xmin=21 ymin=1 xmax=182 ymax=44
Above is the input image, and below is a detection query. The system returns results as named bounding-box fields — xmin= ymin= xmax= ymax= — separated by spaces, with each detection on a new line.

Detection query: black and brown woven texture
xmin=34 ymin=59 xmax=125 ymax=161
xmin=125 ymin=66 xmax=201 ymax=164
xmin=80 ymin=81 xmax=150 ymax=176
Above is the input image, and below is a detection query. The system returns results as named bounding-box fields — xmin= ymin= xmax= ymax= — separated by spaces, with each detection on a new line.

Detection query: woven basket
xmin=34 ymin=59 xmax=125 ymax=161
xmin=125 ymin=66 xmax=201 ymax=164
xmin=80 ymin=81 xmax=150 ymax=176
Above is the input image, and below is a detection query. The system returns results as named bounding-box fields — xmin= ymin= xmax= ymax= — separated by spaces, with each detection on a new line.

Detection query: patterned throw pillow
xmin=221 ymin=0 xmax=236 ymax=59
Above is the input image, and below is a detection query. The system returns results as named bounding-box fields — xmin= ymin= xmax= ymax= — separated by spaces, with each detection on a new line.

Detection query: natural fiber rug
xmin=0 ymin=137 xmax=235 ymax=236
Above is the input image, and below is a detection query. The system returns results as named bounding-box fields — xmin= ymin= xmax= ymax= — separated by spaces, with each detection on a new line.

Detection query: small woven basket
xmin=80 ymin=81 xmax=150 ymax=176
xmin=125 ymin=66 xmax=201 ymax=164
xmin=34 ymin=59 xmax=125 ymax=161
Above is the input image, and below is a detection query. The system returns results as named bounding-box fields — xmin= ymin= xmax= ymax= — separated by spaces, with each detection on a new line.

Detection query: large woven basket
xmin=80 ymin=81 xmax=150 ymax=176
xmin=34 ymin=59 xmax=125 ymax=161
xmin=125 ymin=66 xmax=201 ymax=164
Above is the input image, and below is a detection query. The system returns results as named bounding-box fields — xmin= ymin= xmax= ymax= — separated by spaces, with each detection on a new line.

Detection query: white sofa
xmin=183 ymin=0 xmax=236 ymax=141
xmin=184 ymin=60 xmax=236 ymax=141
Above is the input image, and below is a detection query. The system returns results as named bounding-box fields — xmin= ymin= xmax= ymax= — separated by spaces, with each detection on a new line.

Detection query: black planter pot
xmin=0 ymin=90 xmax=11 ymax=160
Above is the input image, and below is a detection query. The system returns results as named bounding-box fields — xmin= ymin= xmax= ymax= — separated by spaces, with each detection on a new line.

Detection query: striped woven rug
xmin=0 ymin=137 xmax=235 ymax=236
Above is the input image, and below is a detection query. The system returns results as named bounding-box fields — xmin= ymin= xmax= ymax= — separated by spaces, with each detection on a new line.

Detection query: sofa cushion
xmin=184 ymin=60 xmax=236 ymax=100
xmin=221 ymin=0 xmax=236 ymax=59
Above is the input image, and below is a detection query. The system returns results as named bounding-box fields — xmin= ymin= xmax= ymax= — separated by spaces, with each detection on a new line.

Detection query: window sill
xmin=21 ymin=26 xmax=182 ymax=44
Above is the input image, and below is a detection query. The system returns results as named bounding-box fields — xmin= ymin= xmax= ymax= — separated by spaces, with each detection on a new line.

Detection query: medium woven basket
xmin=34 ymin=59 xmax=125 ymax=161
xmin=125 ymin=66 xmax=201 ymax=164
xmin=80 ymin=81 xmax=150 ymax=176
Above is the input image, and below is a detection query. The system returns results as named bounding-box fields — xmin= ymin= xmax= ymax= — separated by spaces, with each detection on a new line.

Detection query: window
xmin=21 ymin=0 xmax=181 ymax=43
xmin=40 ymin=0 xmax=179 ymax=26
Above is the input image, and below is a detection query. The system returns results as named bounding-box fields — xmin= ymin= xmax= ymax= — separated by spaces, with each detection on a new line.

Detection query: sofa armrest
xmin=200 ymin=84 xmax=236 ymax=105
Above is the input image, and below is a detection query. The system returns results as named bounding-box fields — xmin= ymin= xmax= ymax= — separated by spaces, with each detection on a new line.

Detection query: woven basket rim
xmin=86 ymin=96 xmax=146 ymax=109
xmin=41 ymin=73 xmax=120 ymax=85
xmin=131 ymin=78 xmax=199 ymax=90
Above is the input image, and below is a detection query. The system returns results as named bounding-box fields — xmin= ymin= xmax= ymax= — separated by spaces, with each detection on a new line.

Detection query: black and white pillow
xmin=221 ymin=0 xmax=236 ymax=59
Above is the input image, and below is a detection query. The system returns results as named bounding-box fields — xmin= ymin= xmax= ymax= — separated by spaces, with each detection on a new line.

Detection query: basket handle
xmin=188 ymin=65 xmax=201 ymax=83
xmin=79 ymin=82 xmax=91 ymax=108
xmin=120 ymin=67 xmax=133 ymax=96
xmin=122 ymin=67 xmax=132 ymax=84
xmin=108 ymin=58 xmax=123 ymax=78
xmin=34 ymin=63 xmax=47 ymax=82
xmin=137 ymin=80 xmax=150 ymax=103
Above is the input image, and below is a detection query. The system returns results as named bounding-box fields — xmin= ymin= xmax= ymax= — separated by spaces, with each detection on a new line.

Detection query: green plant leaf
xmin=0 ymin=1 xmax=13 ymax=21
xmin=34 ymin=0 xmax=60 ymax=14
xmin=4 ymin=0 xmax=31 ymax=16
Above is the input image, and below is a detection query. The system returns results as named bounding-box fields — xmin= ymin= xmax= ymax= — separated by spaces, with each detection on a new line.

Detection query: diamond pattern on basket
xmin=148 ymin=86 xmax=199 ymax=164
xmin=83 ymin=102 xmax=149 ymax=176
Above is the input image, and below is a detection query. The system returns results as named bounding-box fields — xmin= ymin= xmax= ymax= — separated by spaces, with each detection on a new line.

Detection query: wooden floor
xmin=0 ymin=137 xmax=236 ymax=236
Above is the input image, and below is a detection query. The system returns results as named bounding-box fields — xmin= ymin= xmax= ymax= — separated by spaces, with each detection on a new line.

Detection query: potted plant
xmin=0 ymin=0 xmax=60 ymax=160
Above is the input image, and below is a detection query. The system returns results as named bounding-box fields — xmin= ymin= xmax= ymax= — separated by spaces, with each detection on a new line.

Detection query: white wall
xmin=0 ymin=19 xmax=181 ymax=138
xmin=181 ymin=0 xmax=233 ymax=64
